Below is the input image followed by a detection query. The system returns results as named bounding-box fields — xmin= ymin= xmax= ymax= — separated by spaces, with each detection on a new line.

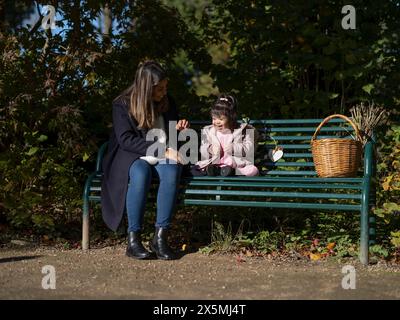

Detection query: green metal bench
xmin=82 ymin=118 xmax=376 ymax=265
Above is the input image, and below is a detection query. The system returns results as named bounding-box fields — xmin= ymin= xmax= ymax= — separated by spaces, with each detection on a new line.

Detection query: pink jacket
xmin=196 ymin=123 xmax=258 ymax=169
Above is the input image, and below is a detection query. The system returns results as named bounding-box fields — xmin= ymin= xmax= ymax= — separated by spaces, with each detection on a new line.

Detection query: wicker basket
xmin=311 ymin=114 xmax=362 ymax=178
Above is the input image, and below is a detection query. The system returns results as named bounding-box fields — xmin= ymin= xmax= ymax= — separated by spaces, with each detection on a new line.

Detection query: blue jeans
xmin=126 ymin=159 xmax=182 ymax=232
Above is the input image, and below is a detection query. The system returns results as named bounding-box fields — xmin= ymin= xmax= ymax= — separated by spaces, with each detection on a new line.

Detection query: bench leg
xmin=368 ymin=182 xmax=377 ymax=246
xmin=82 ymin=196 xmax=90 ymax=251
xmin=369 ymin=216 xmax=376 ymax=246
xmin=82 ymin=172 xmax=96 ymax=251
xmin=360 ymin=178 xmax=371 ymax=265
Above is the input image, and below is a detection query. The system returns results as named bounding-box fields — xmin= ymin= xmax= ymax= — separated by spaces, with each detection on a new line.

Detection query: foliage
xmin=373 ymin=123 xmax=400 ymax=254
xmin=0 ymin=0 xmax=399 ymax=261
xmin=252 ymin=230 xmax=286 ymax=253
xmin=0 ymin=0 xmax=212 ymax=237
xmin=198 ymin=218 xmax=361 ymax=262
xmin=201 ymin=0 xmax=400 ymax=118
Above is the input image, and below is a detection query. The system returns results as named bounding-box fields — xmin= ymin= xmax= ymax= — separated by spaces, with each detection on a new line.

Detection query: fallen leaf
xmin=245 ymin=250 xmax=253 ymax=257
xmin=236 ymin=254 xmax=246 ymax=264
xmin=309 ymin=253 xmax=322 ymax=261
xmin=312 ymin=238 xmax=320 ymax=246
xmin=327 ymin=242 xmax=336 ymax=250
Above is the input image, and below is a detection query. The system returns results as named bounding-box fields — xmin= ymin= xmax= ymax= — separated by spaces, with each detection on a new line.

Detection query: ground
xmin=1 ymin=243 xmax=400 ymax=300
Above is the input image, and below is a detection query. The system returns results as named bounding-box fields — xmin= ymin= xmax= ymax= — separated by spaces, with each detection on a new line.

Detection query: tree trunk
xmin=0 ymin=0 xmax=5 ymax=32
xmin=70 ymin=0 xmax=81 ymax=48
xmin=102 ymin=3 xmax=111 ymax=48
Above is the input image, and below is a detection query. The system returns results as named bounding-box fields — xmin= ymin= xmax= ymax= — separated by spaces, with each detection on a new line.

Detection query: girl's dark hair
xmin=211 ymin=94 xmax=238 ymax=129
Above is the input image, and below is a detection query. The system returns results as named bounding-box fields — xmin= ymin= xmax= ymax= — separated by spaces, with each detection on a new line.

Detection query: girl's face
xmin=212 ymin=115 xmax=230 ymax=132
xmin=152 ymin=79 xmax=168 ymax=102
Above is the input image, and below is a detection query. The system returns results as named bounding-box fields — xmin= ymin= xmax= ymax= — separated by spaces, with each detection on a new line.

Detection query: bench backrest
xmin=189 ymin=118 xmax=371 ymax=177
xmin=95 ymin=118 xmax=374 ymax=177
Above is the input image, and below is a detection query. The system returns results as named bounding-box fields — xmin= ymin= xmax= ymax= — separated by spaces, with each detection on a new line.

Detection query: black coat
xmin=101 ymin=96 xmax=179 ymax=231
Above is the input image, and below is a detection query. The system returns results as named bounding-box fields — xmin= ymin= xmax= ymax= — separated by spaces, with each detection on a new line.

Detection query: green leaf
xmin=383 ymin=202 xmax=400 ymax=212
xmin=82 ymin=152 xmax=90 ymax=162
xmin=37 ymin=135 xmax=48 ymax=142
xmin=323 ymin=43 xmax=336 ymax=55
xmin=364 ymin=60 xmax=373 ymax=69
xmin=345 ymin=53 xmax=356 ymax=64
xmin=334 ymin=71 xmax=344 ymax=80
xmin=329 ymin=93 xmax=339 ymax=99
xmin=373 ymin=208 xmax=385 ymax=218
xmin=25 ymin=147 xmax=39 ymax=156
xmin=320 ymin=57 xmax=337 ymax=70
xmin=390 ymin=231 xmax=400 ymax=248
xmin=362 ymin=84 xmax=374 ymax=94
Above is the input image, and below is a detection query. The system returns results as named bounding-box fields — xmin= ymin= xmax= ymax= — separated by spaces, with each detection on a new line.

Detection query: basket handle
xmin=311 ymin=114 xmax=361 ymax=142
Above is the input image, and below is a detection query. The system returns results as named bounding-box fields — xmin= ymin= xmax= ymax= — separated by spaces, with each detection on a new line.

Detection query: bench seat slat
xmin=263 ymin=127 xmax=354 ymax=133
xmin=185 ymin=181 xmax=363 ymax=190
xmin=264 ymin=170 xmax=317 ymax=175
xmin=265 ymin=144 xmax=311 ymax=149
xmin=261 ymin=162 xmax=315 ymax=167
xmin=182 ymin=199 xmax=361 ymax=211
xmin=191 ymin=119 xmax=348 ymax=125
xmin=90 ymin=179 xmax=363 ymax=192
xmin=280 ymin=153 xmax=313 ymax=158
xmin=185 ymin=176 xmax=364 ymax=183
xmin=249 ymin=119 xmax=348 ymax=125
xmin=183 ymin=189 xmax=362 ymax=200
xmin=264 ymin=135 xmax=352 ymax=141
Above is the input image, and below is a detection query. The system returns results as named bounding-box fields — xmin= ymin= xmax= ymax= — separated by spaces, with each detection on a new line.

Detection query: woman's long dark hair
xmin=115 ymin=60 xmax=168 ymax=129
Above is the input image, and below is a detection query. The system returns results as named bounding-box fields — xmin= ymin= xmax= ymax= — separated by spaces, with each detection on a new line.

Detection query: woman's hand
xmin=176 ymin=119 xmax=190 ymax=131
xmin=165 ymin=148 xmax=183 ymax=164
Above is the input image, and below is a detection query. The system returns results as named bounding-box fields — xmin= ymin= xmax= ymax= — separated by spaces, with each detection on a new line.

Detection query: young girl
xmin=194 ymin=94 xmax=259 ymax=176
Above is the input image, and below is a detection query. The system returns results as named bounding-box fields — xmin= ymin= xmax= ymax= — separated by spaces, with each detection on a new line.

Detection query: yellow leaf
xmin=382 ymin=175 xmax=392 ymax=191
xmin=245 ymin=250 xmax=253 ymax=257
xmin=327 ymin=242 xmax=336 ymax=250
xmin=181 ymin=244 xmax=187 ymax=251
xmin=382 ymin=181 xmax=390 ymax=191
xmin=82 ymin=152 xmax=89 ymax=162
xmin=309 ymin=253 xmax=322 ymax=261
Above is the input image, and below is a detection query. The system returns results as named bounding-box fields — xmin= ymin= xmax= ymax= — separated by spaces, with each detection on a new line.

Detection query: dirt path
xmin=1 ymin=244 xmax=399 ymax=300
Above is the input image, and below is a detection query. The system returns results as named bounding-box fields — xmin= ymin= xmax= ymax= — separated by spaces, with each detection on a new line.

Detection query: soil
xmin=1 ymin=243 xmax=400 ymax=300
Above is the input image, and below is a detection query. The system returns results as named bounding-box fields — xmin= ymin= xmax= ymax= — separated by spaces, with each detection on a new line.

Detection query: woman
xmin=101 ymin=61 xmax=189 ymax=260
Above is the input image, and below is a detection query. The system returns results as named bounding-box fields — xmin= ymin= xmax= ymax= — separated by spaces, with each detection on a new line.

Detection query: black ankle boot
xmin=206 ymin=164 xmax=220 ymax=176
xmin=220 ymin=166 xmax=233 ymax=177
xmin=126 ymin=231 xmax=152 ymax=259
xmin=150 ymin=227 xmax=177 ymax=260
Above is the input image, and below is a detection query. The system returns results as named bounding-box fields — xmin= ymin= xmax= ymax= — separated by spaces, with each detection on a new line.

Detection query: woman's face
xmin=212 ymin=115 xmax=230 ymax=132
xmin=152 ymin=79 xmax=168 ymax=102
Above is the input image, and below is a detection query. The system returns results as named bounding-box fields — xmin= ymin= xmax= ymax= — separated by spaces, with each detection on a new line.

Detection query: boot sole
xmin=149 ymin=243 xmax=176 ymax=260
xmin=125 ymin=250 xmax=153 ymax=260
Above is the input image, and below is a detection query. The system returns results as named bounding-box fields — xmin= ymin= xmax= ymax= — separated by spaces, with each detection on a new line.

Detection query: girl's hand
xmin=176 ymin=119 xmax=190 ymax=131
xmin=165 ymin=148 xmax=183 ymax=164
xmin=224 ymin=143 xmax=233 ymax=155
xmin=209 ymin=144 xmax=220 ymax=156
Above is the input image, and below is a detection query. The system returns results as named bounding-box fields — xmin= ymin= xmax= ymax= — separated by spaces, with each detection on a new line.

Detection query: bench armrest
xmin=95 ymin=142 xmax=109 ymax=172
xmin=363 ymin=131 xmax=375 ymax=177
